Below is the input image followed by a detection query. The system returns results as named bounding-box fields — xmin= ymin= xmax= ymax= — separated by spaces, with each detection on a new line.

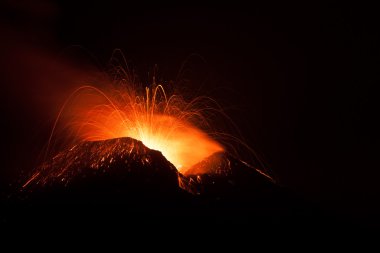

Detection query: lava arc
xmin=48 ymin=84 xmax=224 ymax=173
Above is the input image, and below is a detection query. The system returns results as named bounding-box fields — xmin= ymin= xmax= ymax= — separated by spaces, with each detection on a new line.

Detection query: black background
xmin=0 ymin=1 xmax=378 ymax=227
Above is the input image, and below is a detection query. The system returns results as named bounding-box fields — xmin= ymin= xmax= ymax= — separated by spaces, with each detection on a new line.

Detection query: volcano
xmin=22 ymin=137 xmax=275 ymax=202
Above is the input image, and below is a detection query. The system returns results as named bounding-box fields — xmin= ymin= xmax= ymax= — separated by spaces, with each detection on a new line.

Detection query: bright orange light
xmin=55 ymin=84 xmax=224 ymax=173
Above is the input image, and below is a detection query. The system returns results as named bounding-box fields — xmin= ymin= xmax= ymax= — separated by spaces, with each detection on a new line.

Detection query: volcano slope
xmin=2 ymin=137 xmax=345 ymax=230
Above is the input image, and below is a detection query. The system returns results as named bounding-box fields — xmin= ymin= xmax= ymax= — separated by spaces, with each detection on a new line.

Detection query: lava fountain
xmin=22 ymin=65 xmax=274 ymax=193
xmin=46 ymin=83 xmax=224 ymax=174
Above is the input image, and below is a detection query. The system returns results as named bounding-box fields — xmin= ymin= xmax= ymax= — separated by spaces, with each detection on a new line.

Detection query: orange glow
xmin=52 ymin=84 xmax=224 ymax=173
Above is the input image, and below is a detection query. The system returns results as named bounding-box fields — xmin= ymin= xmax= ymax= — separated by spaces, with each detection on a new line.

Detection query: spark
xmin=47 ymin=83 xmax=224 ymax=173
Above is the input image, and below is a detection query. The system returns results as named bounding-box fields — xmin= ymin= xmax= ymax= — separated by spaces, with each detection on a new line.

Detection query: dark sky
xmin=1 ymin=1 xmax=378 ymax=226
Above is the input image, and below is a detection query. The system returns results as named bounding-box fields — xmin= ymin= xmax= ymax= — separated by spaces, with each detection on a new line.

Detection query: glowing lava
xmin=50 ymin=84 xmax=224 ymax=173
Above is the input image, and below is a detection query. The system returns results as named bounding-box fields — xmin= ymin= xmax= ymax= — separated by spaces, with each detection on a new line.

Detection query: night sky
xmin=0 ymin=1 xmax=378 ymax=228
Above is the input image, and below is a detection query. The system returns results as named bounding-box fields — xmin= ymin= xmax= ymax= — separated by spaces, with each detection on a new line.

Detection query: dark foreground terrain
xmin=1 ymin=138 xmax=357 ymax=232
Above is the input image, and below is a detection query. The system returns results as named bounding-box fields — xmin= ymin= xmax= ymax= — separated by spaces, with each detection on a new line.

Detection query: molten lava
xmin=49 ymin=84 xmax=224 ymax=173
